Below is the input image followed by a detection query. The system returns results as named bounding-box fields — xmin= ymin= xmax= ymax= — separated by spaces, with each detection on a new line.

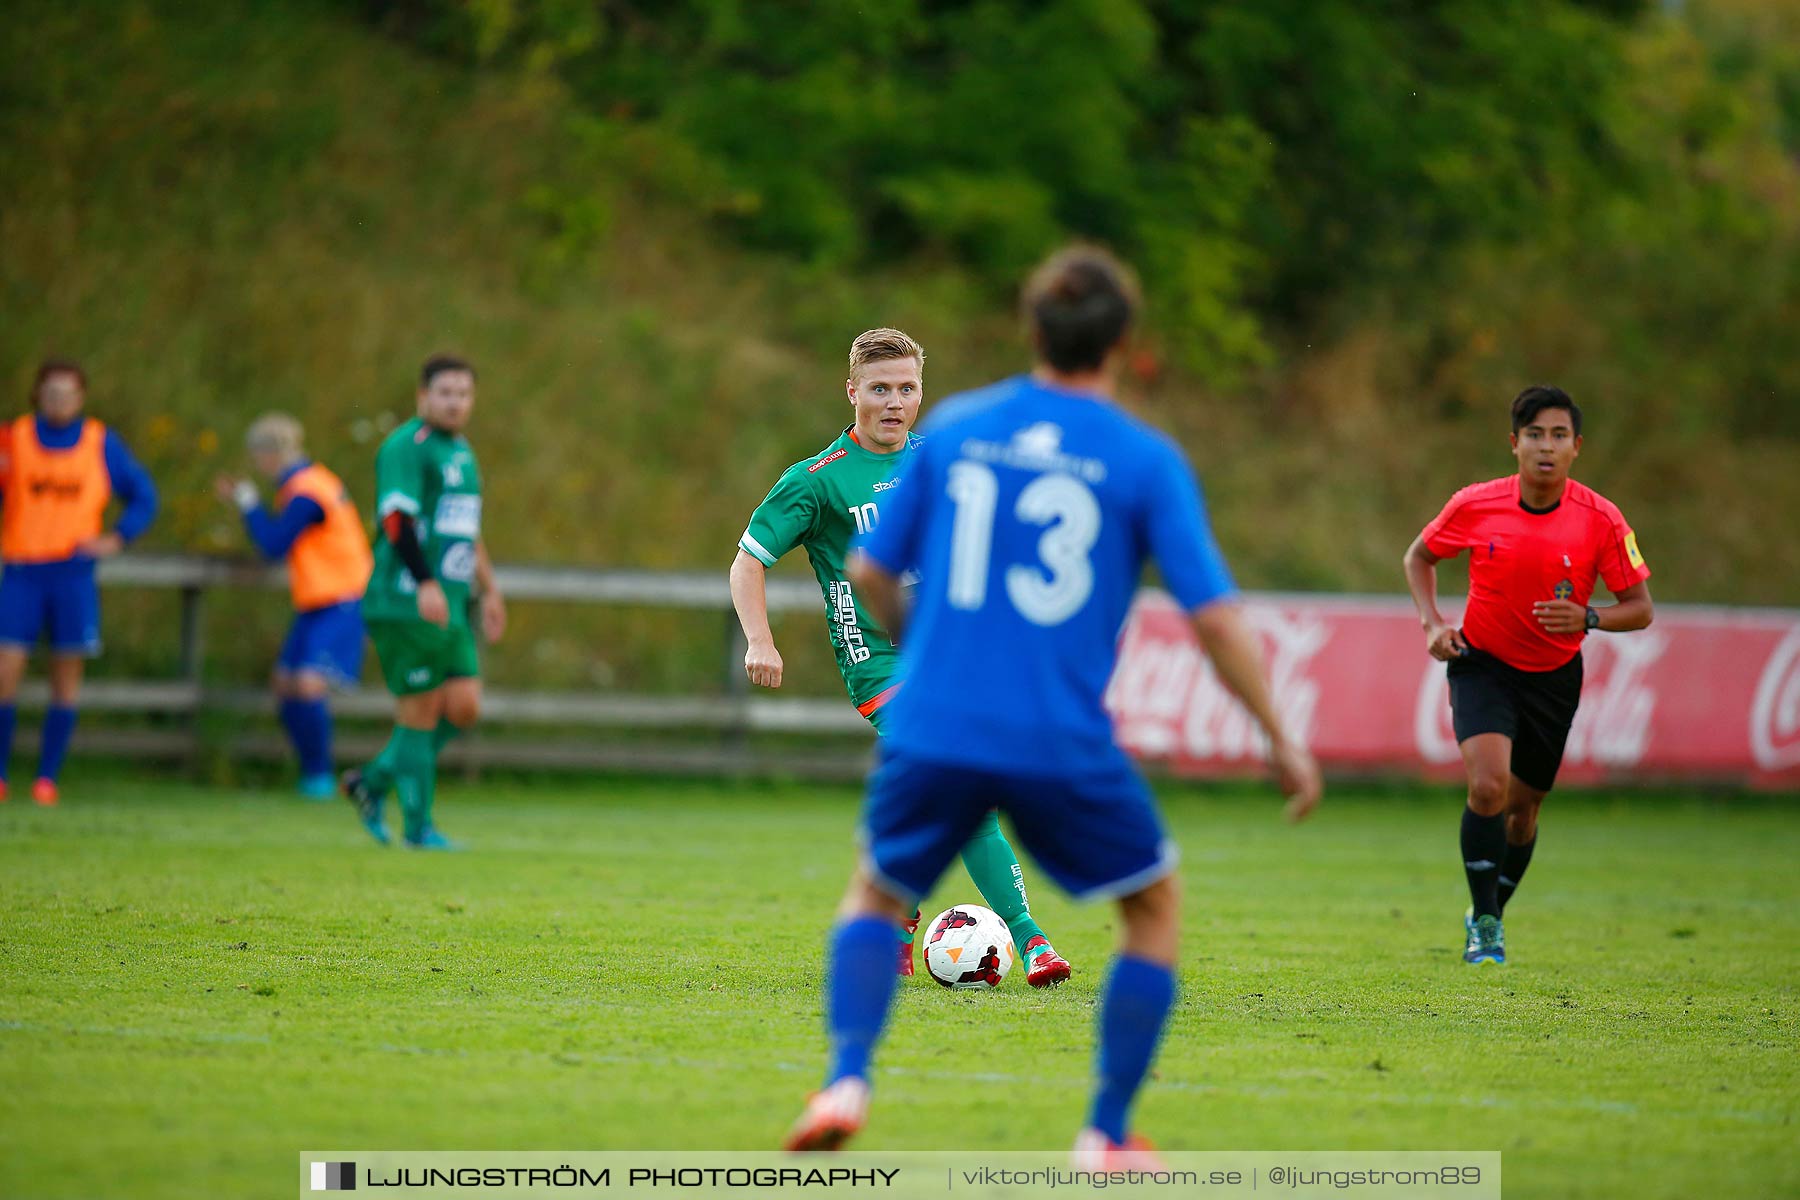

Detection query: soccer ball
xmin=922 ymin=905 xmax=1016 ymax=990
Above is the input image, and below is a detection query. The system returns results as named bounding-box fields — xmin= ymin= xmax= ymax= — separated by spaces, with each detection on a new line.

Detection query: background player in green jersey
xmin=343 ymin=355 xmax=507 ymax=849
xmin=729 ymin=328 xmax=1073 ymax=987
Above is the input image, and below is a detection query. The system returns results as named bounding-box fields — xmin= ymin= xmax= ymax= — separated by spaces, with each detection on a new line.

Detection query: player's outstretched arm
xmin=1191 ymin=601 xmax=1323 ymax=822
xmin=1403 ymin=534 xmax=1466 ymax=661
xmin=729 ymin=549 xmax=783 ymax=689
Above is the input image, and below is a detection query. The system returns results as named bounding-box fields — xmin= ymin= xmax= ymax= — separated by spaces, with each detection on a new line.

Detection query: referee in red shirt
xmin=1403 ymin=386 xmax=1653 ymax=965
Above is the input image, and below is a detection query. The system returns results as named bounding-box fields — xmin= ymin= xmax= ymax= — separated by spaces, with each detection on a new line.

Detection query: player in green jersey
xmin=342 ymin=355 xmax=506 ymax=849
xmin=729 ymin=328 xmax=1073 ymax=987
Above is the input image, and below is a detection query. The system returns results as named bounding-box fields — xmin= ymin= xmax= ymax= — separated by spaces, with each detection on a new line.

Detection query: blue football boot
xmin=340 ymin=767 xmax=390 ymax=845
xmin=298 ymin=772 xmax=338 ymax=801
xmin=404 ymin=826 xmax=462 ymax=851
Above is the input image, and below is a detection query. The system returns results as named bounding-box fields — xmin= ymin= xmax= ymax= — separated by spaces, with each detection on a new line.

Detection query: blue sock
xmin=277 ymin=699 xmax=307 ymax=768
xmin=38 ymin=705 xmax=79 ymax=784
xmin=0 ymin=703 xmax=15 ymax=783
xmin=1087 ymin=955 xmax=1177 ymax=1142
xmin=282 ymin=698 xmax=333 ymax=778
xmin=825 ymin=915 xmax=901 ymax=1086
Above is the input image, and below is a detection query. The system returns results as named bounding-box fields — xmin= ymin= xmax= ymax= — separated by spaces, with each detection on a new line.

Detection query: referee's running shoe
xmin=1464 ymin=913 xmax=1505 ymax=965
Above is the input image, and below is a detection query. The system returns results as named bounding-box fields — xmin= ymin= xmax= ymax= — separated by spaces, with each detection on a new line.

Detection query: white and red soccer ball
xmin=922 ymin=905 xmax=1016 ymax=990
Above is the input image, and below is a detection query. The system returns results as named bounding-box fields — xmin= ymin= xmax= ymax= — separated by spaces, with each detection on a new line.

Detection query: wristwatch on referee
xmin=1584 ymin=605 xmax=1600 ymax=632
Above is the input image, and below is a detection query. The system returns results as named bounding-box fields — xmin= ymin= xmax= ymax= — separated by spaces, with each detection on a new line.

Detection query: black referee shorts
xmin=1446 ymin=646 xmax=1584 ymax=792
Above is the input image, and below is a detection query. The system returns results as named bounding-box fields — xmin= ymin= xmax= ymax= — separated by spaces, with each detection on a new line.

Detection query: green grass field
xmin=1 ymin=776 xmax=1795 ymax=1199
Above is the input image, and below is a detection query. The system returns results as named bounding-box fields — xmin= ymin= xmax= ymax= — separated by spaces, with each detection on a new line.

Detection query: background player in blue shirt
xmin=783 ymin=247 xmax=1323 ymax=1161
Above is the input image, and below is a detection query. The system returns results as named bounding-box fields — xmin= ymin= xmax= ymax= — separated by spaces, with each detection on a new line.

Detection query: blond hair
xmin=245 ymin=412 xmax=304 ymax=459
xmin=847 ymin=328 xmax=925 ymax=381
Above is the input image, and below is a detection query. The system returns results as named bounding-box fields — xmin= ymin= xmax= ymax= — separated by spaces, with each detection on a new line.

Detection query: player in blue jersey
xmin=783 ymin=247 xmax=1323 ymax=1163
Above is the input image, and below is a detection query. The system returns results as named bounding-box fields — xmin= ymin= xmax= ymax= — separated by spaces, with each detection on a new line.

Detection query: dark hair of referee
xmin=1512 ymin=385 xmax=1581 ymax=439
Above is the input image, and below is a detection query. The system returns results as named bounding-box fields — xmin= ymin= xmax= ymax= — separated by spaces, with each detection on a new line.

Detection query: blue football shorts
xmin=0 ymin=559 xmax=102 ymax=656
xmin=277 ymin=599 xmax=366 ymax=687
xmin=858 ymin=745 xmax=1179 ymax=906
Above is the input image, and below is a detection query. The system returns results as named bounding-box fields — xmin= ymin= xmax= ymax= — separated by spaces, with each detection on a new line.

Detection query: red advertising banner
xmin=1106 ymin=593 xmax=1800 ymax=790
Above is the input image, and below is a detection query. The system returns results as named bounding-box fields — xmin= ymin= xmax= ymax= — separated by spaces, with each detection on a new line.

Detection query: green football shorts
xmin=366 ymin=619 xmax=481 ymax=696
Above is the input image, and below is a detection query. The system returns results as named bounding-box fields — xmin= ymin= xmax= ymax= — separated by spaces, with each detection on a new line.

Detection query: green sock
xmin=361 ymin=727 xmax=406 ymax=798
xmin=959 ymin=809 xmax=1052 ymax=959
xmin=433 ymin=718 xmax=462 ymax=755
xmin=389 ymin=726 xmax=437 ymax=842
xmin=899 ymin=908 xmax=922 ymax=945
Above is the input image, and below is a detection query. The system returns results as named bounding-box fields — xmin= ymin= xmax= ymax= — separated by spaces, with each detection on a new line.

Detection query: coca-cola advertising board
xmin=1105 ymin=592 xmax=1800 ymax=790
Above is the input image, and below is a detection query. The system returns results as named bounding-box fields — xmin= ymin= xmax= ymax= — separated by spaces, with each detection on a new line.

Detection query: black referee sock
xmin=1497 ymin=835 xmax=1537 ymax=914
xmin=1461 ymin=807 xmax=1508 ymax=920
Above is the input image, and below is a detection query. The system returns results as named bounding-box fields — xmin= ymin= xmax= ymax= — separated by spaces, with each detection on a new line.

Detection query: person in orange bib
xmin=216 ymin=413 xmax=372 ymax=799
xmin=0 ymin=359 xmax=159 ymax=806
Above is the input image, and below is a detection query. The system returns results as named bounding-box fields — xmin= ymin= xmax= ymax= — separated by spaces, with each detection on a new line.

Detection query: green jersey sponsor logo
xmin=435 ymin=493 xmax=482 ymax=539
xmin=829 ymin=579 xmax=872 ymax=666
